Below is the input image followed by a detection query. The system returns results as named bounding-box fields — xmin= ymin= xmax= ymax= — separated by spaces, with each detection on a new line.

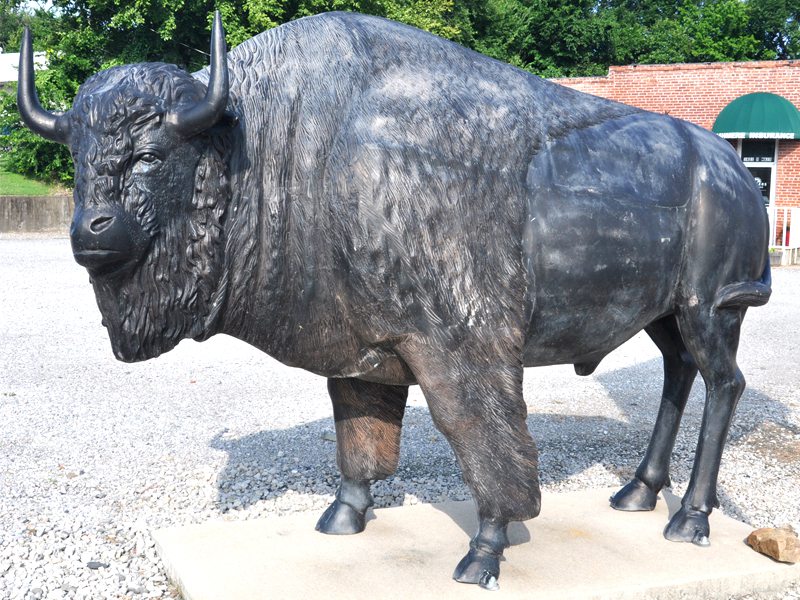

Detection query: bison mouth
xmin=73 ymin=249 xmax=135 ymax=279
xmin=70 ymin=202 xmax=154 ymax=279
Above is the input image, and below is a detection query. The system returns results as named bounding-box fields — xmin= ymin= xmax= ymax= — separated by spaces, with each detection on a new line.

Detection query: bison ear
xmin=167 ymin=10 xmax=230 ymax=137
xmin=17 ymin=27 xmax=71 ymax=144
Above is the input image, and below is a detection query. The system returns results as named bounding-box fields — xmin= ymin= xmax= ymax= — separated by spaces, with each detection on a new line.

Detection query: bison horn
xmin=168 ymin=11 xmax=229 ymax=136
xmin=17 ymin=28 xmax=71 ymax=144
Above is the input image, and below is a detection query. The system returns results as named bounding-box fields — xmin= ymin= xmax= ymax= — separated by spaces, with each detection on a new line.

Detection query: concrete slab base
xmin=153 ymin=488 xmax=800 ymax=599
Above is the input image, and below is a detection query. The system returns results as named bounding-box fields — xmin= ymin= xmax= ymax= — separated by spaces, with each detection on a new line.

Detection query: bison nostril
xmin=90 ymin=215 xmax=115 ymax=234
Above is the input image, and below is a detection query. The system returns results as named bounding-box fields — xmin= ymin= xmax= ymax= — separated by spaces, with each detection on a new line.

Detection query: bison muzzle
xmin=19 ymin=11 xmax=772 ymax=588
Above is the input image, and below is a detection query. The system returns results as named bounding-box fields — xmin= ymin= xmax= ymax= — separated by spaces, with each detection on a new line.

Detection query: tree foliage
xmin=747 ymin=0 xmax=800 ymax=58
xmin=607 ymin=0 xmax=763 ymax=64
xmin=4 ymin=0 xmax=800 ymax=184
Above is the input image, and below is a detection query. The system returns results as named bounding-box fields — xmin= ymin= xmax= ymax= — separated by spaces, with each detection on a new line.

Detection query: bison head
xmin=19 ymin=13 xmax=235 ymax=362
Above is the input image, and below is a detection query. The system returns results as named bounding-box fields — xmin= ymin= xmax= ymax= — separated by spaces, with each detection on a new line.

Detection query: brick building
xmin=553 ymin=61 xmax=800 ymax=250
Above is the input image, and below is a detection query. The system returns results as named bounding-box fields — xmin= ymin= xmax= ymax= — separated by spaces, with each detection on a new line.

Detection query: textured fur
xmin=196 ymin=13 xmax=640 ymax=371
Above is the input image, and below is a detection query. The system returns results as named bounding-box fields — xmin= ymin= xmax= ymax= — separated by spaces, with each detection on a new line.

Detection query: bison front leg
xmin=399 ymin=340 xmax=539 ymax=589
xmin=316 ymin=378 xmax=408 ymax=535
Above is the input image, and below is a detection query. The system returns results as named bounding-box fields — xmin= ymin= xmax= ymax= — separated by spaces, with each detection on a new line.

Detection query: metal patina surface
xmin=19 ymin=11 xmax=771 ymax=588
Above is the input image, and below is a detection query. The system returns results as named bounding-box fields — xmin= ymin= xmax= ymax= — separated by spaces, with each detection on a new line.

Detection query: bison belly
xmin=522 ymin=113 xmax=694 ymax=366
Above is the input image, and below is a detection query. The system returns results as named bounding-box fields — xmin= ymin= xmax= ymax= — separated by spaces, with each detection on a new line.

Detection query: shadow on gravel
xmin=212 ymin=357 xmax=790 ymax=527
xmin=210 ymin=406 xmax=466 ymax=513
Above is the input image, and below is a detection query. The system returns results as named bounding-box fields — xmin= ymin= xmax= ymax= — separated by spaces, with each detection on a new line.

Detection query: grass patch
xmin=0 ymin=167 xmax=62 ymax=196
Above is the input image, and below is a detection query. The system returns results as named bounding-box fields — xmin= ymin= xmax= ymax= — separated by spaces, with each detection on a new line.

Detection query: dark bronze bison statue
xmin=19 ymin=11 xmax=771 ymax=588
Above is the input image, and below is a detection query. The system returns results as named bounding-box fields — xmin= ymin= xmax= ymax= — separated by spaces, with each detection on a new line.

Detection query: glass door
xmin=739 ymin=139 xmax=776 ymax=208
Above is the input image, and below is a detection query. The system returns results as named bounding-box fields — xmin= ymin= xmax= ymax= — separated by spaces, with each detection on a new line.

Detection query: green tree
xmin=682 ymin=0 xmax=760 ymax=62
xmin=605 ymin=0 xmax=763 ymax=65
xmin=747 ymin=0 xmax=800 ymax=58
xmin=385 ymin=0 xmax=477 ymax=44
xmin=471 ymin=0 xmax=617 ymax=77
xmin=220 ymin=0 xmax=478 ymax=45
xmin=3 ymin=0 xmax=490 ymax=186
xmin=5 ymin=0 xmax=800 ymax=185
xmin=1 ymin=3 xmax=73 ymax=184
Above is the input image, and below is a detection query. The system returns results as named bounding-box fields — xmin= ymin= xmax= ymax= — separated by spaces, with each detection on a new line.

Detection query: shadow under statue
xmin=18 ymin=11 xmax=771 ymax=590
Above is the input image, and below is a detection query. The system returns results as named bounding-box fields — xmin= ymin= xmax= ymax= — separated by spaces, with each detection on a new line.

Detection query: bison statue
xmin=19 ymin=11 xmax=771 ymax=589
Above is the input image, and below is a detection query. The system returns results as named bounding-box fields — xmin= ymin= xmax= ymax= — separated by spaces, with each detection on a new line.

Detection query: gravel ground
xmin=1 ymin=235 xmax=798 ymax=599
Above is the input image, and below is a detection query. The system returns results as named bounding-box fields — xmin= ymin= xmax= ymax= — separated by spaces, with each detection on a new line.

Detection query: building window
xmin=738 ymin=139 xmax=776 ymax=207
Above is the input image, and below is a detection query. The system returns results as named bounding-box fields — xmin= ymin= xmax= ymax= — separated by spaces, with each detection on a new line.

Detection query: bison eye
xmin=136 ymin=152 xmax=161 ymax=165
xmin=132 ymin=150 xmax=163 ymax=173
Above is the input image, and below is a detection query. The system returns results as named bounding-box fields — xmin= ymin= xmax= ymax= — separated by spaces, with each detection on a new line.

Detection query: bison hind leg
xmin=661 ymin=304 xmax=746 ymax=547
xmin=610 ymin=478 xmax=659 ymax=512
xmin=611 ymin=315 xmax=697 ymax=512
xmin=664 ymin=507 xmax=711 ymax=546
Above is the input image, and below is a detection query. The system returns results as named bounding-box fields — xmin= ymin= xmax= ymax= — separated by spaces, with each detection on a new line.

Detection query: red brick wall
xmin=552 ymin=62 xmax=800 ymax=210
xmin=778 ymin=140 xmax=800 ymax=202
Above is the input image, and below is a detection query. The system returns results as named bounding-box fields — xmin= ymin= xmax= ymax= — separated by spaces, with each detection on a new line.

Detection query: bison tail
xmin=713 ymin=257 xmax=772 ymax=309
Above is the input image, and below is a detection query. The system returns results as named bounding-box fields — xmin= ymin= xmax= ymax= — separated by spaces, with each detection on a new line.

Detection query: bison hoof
xmin=453 ymin=548 xmax=501 ymax=590
xmin=610 ymin=478 xmax=658 ymax=511
xmin=315 ymin=499 xmax=366 ymax=535
xmin=663 ymin=506 xmax=710 ymax=546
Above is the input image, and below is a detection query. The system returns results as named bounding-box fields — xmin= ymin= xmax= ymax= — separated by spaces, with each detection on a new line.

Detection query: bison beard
xmin=93 ymin=138 xmax=229 ymax=362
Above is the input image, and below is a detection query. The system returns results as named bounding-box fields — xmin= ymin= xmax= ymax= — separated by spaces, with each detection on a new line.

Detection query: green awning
xmin=713 ymin=92 xmax=800 ymax=139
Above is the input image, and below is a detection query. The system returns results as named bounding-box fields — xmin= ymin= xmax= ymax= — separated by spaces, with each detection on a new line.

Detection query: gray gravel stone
xmin=1 ymin=236 xmax=798 ymax=598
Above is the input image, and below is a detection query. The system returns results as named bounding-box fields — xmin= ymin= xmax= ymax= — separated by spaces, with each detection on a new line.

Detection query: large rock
xmin=747 ymin=527 xmax=800 ymax=563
